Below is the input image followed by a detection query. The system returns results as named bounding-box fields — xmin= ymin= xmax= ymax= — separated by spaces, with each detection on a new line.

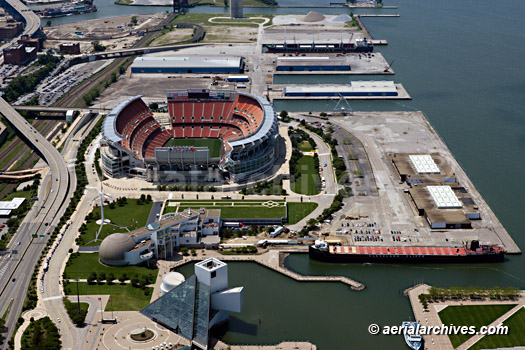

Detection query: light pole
xmin=76 ymin=278 xmax=80 ymax=314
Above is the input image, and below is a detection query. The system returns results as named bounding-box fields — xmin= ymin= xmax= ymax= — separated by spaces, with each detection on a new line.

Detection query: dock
xmin=168 ymin=249 xmax=366 ymax=291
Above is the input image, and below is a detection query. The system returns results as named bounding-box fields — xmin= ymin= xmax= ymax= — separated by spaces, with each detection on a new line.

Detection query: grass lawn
xmin=0 ymin=143 xmax=24 ymax=170
xmin=171 ymin=13 xmax=271 ymax=28
xmin=1 ymin=190 xmax=33 ymax=201
xmin=471 ymin=307 xmax=525 ymax=350
xmin=438 ymin=304 xmax=516 ymax=348
xmin=290 ymin=156 xmax=320 ymax=195
xmin=64 ymin=282 xmax=152 ymax=311
xmin=299 ymin=141 xmax=313 ymax=152
xmin=287 ymin=202 xmax=318 ymax=224
xmin=64 ymin=253 xmax=157 ymax=281
xmin=164 ymin=199 xmax=287 ymax=219
xmin=78 ymin=199 xmax=152 ymax=246
xmin=164 ymin=138 xmax=222 ymax=158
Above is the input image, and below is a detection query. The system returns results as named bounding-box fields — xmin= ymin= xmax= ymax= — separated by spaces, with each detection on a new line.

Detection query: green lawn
xmin=78 ymin=199 xmax=152 ymax=246
xmin=299 ymin=141 xmax=313 ymax=152
xmin=471 ymin=307 xmax=525 ymax=350
xmin=164 ymin=138 xmax=222 ymax=158
xmin=287 ymin=202 xmax=318 ymax=224
xmin=64 ymin=282 xmax=152 ymax=311
xmin=1 ymin=190 xmax=33 ymax=201
xmin=164 ymin=199 xmax=287 ymax=219
xmin=438 ymin=304 xmax=516 ymax=348
xmin=64 ymin=252 xmax=157 ymax=281
xmin=290 ymin=156 xmax=321 ymax=195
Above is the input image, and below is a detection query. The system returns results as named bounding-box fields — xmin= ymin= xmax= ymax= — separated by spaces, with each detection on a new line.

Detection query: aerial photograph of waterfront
xmin=0 ymin=0 xmax=524 ymax=349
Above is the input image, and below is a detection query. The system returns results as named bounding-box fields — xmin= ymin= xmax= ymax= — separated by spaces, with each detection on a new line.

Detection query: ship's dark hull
xmin=263 ymin=45 xmax=373 ymax=54
xmin=309 ymin=246 xmax=505 ymax=264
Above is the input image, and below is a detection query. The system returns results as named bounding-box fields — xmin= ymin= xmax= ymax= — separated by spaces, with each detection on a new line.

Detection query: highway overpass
xmin=75 ymin=43 xmax=210 ymax=62
xmin=0 ymin=96 xmax=70 ymax=350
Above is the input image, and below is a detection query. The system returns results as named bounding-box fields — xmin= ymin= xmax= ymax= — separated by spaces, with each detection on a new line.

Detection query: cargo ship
xmin=309 ymin=240 xmax=505 ymax=263
xmin=37 ymin=1 xmax=97 ymax=18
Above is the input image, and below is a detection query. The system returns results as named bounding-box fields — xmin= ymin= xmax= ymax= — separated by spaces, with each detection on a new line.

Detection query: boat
xmin=309 ymin=239 xmax=505 ymax=263
xmin=262 ymin=38 xmax=373 ymax=54
xmin=402 ymin=322 xmax=423 ymax=350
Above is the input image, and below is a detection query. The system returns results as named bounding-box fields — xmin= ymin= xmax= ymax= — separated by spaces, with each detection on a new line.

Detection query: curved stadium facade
xmin=101 ymin=89 xmax=278 ymax=183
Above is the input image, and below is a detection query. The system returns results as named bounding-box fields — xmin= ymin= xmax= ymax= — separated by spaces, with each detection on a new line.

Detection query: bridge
xmin=75 ymin=43 xmax=210 ymax=62
xmin=13 ymin=106 xmax=107 ymax=113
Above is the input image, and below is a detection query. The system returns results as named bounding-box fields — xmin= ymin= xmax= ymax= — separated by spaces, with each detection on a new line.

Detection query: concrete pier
xmin=167 ymin=250 xmax=366 ymax=291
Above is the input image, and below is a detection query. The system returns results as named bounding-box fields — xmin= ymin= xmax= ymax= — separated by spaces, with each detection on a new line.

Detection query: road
xmin=0 ymin=97 xmax=70 ymax=350
xmin=40 ymin=114 xmax=103 ymax=350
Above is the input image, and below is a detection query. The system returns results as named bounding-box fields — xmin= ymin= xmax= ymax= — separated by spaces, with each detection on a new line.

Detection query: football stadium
xmin=101 ymin=89 xmax=279 ymax=183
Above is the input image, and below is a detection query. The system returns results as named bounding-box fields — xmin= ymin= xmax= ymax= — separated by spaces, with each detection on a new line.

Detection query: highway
xmin=0 ymin=97 xmax=70 ymax=350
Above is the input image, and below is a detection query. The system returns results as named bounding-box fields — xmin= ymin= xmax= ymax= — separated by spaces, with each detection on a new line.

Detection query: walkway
xmin=166 ymin=250 xmax=365 ymax=291
xmin=407 ymin=284 xmax=525 ymax=350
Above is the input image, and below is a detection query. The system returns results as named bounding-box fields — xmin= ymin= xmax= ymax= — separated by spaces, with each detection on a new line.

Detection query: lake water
xmin=42 ymin=0 xmax=525 ymax=347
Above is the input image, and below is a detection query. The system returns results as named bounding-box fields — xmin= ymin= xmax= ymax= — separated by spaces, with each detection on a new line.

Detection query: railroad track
xmin=55 ymin=13 xmax=177 ymax=108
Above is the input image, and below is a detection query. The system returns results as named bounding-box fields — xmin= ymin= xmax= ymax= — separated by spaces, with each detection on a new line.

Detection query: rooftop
xmin=131 ymin=56 xmax=242 ymax=69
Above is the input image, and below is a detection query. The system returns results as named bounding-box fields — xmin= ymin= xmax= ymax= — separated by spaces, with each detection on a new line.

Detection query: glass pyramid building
xmin=140 ymin=275 xmax=211 ymax=348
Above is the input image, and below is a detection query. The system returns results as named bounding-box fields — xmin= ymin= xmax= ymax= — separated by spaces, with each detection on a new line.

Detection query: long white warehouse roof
xmin=131 ymin=56 xmax=242 ymax=69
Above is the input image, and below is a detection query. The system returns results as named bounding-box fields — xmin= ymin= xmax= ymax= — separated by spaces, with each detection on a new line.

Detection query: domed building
xmin=99 ymin=233 xmax=154 ymax=267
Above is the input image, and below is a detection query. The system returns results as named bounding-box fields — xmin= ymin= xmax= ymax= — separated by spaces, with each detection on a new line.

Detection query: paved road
xmin=40 ymin=114 xmax=102 ymax=350
xmin=147 ymin=201 xmax=163 ymax=225
xmin=0 ymin=97 xmax=70 ymax=350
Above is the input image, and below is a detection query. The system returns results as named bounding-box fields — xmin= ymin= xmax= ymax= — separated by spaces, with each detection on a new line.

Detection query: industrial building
xmin=59 ymin=43 xmax=80 ymax=54
xmin=391 ymin=153 xmax=481 ymax=229
xmin=391 ymin=153 xmax=456 ymax=184
xmin=2 ymin=43 xmax=36 ymax=65
xmin=0 ymin=197 xmax=25 ymax=216
xmin=283 ymin=81 xmax=398 ymax=97
xmin=0 ymin=21 xmax=22 ymax=39
xmin=130 ymin=56 xmax=244 ymax=74
xmin=230 ymin=0 xmax=243 ymax=19
xmin=98 ymin=208 xmax=221 ymax=266
xmin=276 ymin=56 xmax=351 ymax=71
xmin=140 ymin=258 xmax=244 ymax=350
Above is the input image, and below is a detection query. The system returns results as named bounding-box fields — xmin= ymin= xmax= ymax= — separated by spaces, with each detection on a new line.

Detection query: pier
xmin=167 ymin=249 xmax=366 ymax=291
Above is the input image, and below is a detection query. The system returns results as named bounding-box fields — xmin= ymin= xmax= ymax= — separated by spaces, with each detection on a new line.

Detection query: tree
xmin=46 ymin=20 xmax=52 ymax=27
xmin=148 ymin=102 xmax=159 ymax=111
xmin=108 ymin=273 xmax=115 ymax=285
xmin=180 ymin=247 xmax=189 ymax=256
xmin=131 ymin=16 xmax=138 ymax=25
xmin=279 ymin=110 xmax=288 ymax=119
xmin=191 ymin=248 xmax=196 ymax=256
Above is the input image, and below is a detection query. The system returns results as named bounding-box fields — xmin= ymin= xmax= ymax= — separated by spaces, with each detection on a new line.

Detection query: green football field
xmin=164 ymin=138 xmax=222 ymax=158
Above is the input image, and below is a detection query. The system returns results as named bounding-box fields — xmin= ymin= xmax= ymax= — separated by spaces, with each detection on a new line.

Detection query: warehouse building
xmin=391 ymin=153 xmax=456 ymax=184
xmin=276 ymin=56 xmax=351 ymax=71
xmin=283 ymin=81 xmax=397 ymax=96
xmin=131 ymin=56 xmax=244 ymax=74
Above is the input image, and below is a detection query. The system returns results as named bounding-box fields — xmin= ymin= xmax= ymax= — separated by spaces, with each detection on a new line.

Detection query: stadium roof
xmin=409 ymin=155 xmax=440 ymax=174
xmin=427 ymin=186 xmax=463 ymax=209
xmin=131 ymin=56 xmax=242 ymax=69
xmin=227 ymin=92 xmax=276 ymax=148
xmin=103 ymin=95 xmax=143 ymax=143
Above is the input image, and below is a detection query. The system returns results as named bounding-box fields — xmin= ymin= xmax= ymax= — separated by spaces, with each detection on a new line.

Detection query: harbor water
xmin=44 ymin=0 xmax=525 ymax=347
